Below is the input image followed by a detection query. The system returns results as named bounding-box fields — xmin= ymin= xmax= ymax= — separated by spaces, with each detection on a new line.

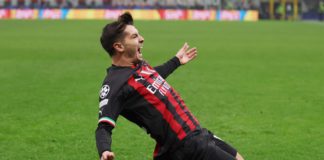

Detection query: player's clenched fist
xmin=101 ymin=151 xmax=115 ymax=160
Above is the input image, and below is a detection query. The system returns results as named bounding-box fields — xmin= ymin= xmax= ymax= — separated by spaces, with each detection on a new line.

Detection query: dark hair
xmin=100 ymin=12 xmax=134 ymax=57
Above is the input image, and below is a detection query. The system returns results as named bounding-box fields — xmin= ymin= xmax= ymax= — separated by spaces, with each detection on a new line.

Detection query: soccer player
xmin=95 ymin=12 xmax=244 ymax=160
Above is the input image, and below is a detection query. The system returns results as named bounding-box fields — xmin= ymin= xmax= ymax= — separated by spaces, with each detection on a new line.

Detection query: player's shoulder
xmin=103 ymin=62 xmax=146 ymax=85
xmin=99 ymin=66 xmax=135 ymax=99
xmin=104 ymin=66 xmax=134 ymax=84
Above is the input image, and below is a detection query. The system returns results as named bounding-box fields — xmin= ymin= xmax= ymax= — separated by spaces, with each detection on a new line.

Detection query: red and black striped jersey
xmin=96 ymin=57 xmax=200 ymax=159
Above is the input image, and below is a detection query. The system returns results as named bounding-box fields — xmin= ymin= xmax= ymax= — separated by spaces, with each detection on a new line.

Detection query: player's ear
xmin=113 ymin=42 xmax=124 ymax=53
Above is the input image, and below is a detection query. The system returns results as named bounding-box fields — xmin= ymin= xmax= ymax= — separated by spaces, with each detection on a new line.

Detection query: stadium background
xmin=0 ymin=0 xmax=323 ymax=20
xmin=1 ymin=0 xmax=324 ymax=160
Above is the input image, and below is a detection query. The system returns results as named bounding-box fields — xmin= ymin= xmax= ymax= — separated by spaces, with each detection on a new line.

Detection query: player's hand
xmin=101 ymin=151 xmax=115 ymax=160
xmin=176 ymin=42 xmax=197 ymax=65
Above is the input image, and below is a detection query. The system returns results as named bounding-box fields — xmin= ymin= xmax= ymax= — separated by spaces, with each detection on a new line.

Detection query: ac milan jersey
xmin=97 ymin=57 xmax=200 ymax=159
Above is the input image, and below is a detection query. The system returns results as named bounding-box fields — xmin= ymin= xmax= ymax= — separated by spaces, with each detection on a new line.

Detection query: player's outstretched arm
xmin=101 ymin=151 xmax=115 ymax=160
xmin=176 ymin=42 xmax=198 ymax=65
xmin=154 ymin=42 xmax=197 ymax=78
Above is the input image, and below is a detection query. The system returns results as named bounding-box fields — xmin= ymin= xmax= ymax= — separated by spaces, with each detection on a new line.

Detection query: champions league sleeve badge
xmin=99 ymin=85 xmax=110 ymax=99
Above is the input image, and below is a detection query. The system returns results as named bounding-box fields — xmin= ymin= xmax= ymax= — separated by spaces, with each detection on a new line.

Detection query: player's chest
xmin=133 ymin=66 xmax=171 ymax=97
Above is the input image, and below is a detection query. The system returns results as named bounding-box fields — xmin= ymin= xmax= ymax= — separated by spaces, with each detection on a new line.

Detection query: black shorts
xmin=169 ymin=128 xmax=237 ymax=160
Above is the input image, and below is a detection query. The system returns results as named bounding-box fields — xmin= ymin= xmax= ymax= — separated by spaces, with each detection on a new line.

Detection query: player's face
xmin=122 ymin=25 xmax=144 ymax=63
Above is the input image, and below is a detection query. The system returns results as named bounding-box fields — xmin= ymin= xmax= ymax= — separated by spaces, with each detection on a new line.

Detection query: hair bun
xmin=118 ymin=12 xmax=134 ymax=25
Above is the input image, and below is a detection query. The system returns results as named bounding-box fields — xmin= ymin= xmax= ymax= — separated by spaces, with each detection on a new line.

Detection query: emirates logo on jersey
xmin=99 ymin=85 xmax=110 ymax=99
xmin=146 ymin=75 xmax=170 ymax=96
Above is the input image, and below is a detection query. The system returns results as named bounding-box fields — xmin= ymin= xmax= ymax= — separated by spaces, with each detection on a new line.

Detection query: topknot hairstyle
xmin=117 ymin=12 xmax=133 ymax=25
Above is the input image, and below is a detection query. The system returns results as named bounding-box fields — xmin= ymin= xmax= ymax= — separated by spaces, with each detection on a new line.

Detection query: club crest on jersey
xmin=99 ymin=85 xmax=110 ymax=99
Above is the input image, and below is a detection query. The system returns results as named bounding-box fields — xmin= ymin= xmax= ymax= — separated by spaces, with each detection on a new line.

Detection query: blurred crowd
xmin=1 ymin=0 xmax=323 ymax=21
xmin=0 ymin=0 xmax=260 ymax=9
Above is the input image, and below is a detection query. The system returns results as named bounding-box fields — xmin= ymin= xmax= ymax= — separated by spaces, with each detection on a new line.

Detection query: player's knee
xmin=236 ymin=153 xmax=244 ymax=160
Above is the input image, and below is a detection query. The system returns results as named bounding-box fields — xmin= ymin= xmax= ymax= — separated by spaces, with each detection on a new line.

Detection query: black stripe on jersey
xmin=169 ymin=89 xmax=200 ymax=127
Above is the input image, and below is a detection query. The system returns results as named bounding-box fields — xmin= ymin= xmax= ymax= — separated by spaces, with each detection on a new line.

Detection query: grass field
xmin=0 ymin=20 xmax=324 ymax=160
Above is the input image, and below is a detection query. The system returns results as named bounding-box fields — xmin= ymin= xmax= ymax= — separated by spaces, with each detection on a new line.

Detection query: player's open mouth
xmin=138 ymin=45 xmax=143 ymax=55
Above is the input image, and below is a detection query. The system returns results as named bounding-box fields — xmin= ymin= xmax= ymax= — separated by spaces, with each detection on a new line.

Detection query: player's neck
xmin=111 ymin=55 xmax=135 ymax=67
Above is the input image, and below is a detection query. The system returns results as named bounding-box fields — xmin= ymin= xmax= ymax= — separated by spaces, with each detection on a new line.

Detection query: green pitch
xmin=0 ymin=20 xmax=323 ymax=160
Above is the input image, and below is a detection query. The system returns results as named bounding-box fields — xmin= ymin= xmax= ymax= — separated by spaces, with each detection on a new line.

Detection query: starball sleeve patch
xmin=99 ymin=85 xmax=110 ymax=99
